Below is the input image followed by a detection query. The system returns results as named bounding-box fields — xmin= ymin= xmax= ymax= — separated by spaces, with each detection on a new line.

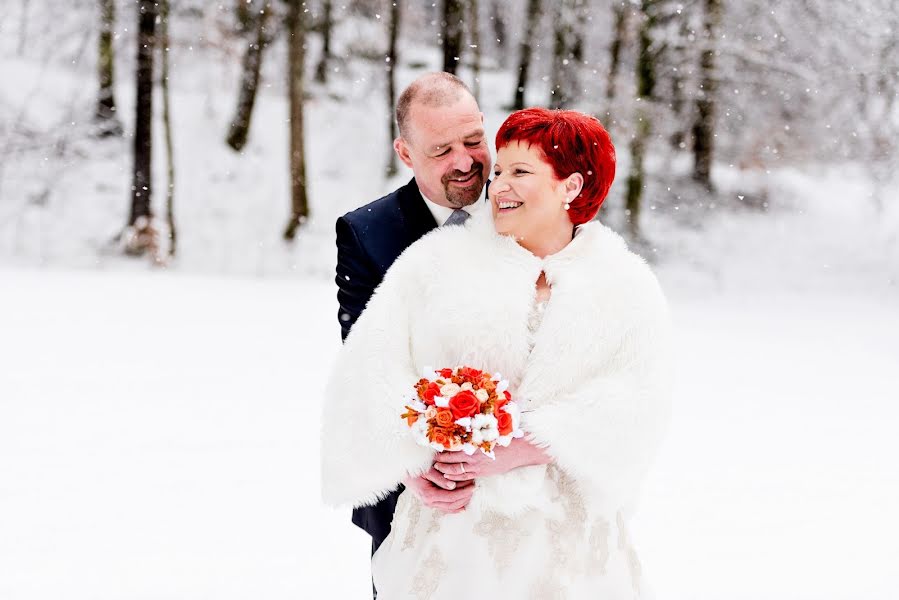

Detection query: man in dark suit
xmin=334 ymin=72 xmax=491 ymax=595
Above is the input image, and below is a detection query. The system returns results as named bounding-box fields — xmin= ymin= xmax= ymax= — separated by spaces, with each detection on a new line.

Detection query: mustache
xmin=442 ymin=163 xmax=484 ymax=184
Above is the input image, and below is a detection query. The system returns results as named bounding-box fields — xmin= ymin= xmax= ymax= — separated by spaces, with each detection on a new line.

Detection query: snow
xmin=2 ymin=3 xmax=899 ymax=598
xmin=2 ymin=249 xmax=897 ymax=599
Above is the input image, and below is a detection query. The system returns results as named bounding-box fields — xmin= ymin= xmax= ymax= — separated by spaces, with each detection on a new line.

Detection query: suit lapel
xmin=397 ymin=178 xmax=438 ymax=246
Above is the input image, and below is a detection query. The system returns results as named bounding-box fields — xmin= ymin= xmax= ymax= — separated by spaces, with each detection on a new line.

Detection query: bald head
xmin=396 ymin=72 xmax=476 ymax=140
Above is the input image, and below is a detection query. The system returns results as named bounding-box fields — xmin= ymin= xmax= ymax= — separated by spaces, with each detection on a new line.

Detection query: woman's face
xmin=489 ymin=141 xmax=578 ymax=256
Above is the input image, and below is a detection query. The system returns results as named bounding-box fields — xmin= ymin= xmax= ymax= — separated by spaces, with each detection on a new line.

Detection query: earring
xmin=564 ymin=197 xmax=572 ymax=210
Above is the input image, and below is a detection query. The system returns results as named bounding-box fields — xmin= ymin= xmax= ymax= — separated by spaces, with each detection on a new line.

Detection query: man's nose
xmin=449 ymin=147 xmax=475 ymax=174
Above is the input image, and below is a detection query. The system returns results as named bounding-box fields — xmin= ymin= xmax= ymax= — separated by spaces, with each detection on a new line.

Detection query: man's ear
xmin=394 ymin=138 xmax=415 ymax=170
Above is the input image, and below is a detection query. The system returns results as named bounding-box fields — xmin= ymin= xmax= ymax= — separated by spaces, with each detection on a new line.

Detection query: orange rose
xmin=449 ymin=390 xmax=480 ymax=420
xmin=496 ymin=410 xmax=513 ymax=436
xmin=458 ymin=367 xmax=483 ymax=381
xmin=430 ymin=428 xmax=451 ymax=448
xmin=435 ymin=408 xmax=455 ymax=428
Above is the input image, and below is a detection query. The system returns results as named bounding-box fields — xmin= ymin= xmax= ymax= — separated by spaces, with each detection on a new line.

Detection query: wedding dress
xmin=322 ymin=210 xmax=671 ymax=599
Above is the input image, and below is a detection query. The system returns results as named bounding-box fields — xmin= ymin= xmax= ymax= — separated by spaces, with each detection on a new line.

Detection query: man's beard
xmin=442 ymin=163 xmax=485 ymax=208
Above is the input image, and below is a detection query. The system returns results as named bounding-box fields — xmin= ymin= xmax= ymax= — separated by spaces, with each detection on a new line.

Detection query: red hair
xmin=495 ymin=108 xmax=616 ymax=225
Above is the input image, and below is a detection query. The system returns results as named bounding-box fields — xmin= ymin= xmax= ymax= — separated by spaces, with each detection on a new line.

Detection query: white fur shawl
xmin=321 ymin=209 xmax=671 ymax=513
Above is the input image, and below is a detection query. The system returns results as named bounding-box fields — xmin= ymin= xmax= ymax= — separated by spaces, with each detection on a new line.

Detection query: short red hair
xmin=495 ymin=108 xmax=616 ymax=225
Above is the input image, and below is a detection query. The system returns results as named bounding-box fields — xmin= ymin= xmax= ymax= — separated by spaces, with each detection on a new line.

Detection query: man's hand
xmin=403 ymin=467 xmax=476 ymax=514
xmin=433 ymin=436 xmax=552 ymax=482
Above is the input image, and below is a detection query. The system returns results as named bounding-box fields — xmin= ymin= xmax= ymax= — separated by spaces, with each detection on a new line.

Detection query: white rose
xmin=424 ymin=406 xmax=438 ymax=420
xmin=440 ymin=383 xmax=460 ymax=398
xmin=460 ymin=382 xmax=474 ymax=391
xmin=475 ymin=389 xmax=489 ymax=402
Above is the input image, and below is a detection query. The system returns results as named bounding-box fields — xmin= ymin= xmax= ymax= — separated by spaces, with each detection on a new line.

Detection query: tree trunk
xmin=624 ymin=0 xmax=658 ymax=241
xmin=160 ymin=0 xmax=176 ymax=258
xmin=315 ymin=0 xmax=333 ymax=83
xmin=283 ymin=0 xmax=309 ymax=241
xmin=511 ymin=0 xmax=541 ymax=110
xmin=442 ymin=0 xmax=464 ymax=74
xmin=468 ymin=0 xmax=481 ymax=101
xmin=549 ymin=0 xmax=584 ymax=109
xmin=226 ymin=0 xmax=272 ymax=152
xmin=692 ymin=0 xmax=721 ymax=189
xmin=386 ymin=0 xmax=402 ymax=178
xmin=129 ymin=0 xmax=157 ymax=229
xmin=96 ymin=0 xmax=122 ymax=136
xmin=490 ymin=0 xmax=507 ymax=67
xmin=605 ymin=2 xmax=627 ymax=113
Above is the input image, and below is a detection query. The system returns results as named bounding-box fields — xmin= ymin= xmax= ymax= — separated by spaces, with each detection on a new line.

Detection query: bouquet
xmin=401 ymin=366 xmax=523 ymax=458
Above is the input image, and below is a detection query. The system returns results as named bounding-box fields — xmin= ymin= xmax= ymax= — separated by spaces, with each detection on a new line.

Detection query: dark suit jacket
xmin=334 ymin=177 xmax=439 ymax=553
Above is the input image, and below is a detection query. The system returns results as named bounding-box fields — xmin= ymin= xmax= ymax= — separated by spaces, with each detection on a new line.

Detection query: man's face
xmin=394 ymin=95 xmax=491 ymax=209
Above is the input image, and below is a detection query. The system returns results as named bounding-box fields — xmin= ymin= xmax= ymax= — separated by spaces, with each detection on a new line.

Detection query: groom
xmin=334 ymin=73 xmax=491 ymax=567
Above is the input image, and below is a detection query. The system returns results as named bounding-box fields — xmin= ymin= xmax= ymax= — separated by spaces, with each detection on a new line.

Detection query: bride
xmin=322 ymin=107 xmax=671 ymax=599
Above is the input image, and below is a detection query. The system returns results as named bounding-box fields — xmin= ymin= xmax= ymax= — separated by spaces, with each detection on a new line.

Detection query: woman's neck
xmin=517 ymin=224 xmax=576 ymax=259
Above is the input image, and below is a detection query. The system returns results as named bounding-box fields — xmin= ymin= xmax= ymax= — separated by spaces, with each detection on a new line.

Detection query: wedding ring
xmin=460 ymin=464 xmax=465 ymax=474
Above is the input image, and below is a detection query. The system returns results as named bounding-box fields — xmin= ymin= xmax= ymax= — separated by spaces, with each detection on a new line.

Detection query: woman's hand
xmin=403 ymin=467 xmax=476 ymax=514
xmin=432 ymin=436 xmax=552 ymax=482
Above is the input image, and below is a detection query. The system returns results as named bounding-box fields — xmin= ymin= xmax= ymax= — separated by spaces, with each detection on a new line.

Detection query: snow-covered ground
xmin=2 ymin=264 xmax=897 ymax=599
xmin=2 ymin=4 xmax=899 ymax=598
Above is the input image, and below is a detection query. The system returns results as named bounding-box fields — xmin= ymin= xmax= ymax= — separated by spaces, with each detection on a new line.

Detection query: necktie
xmin=443 ymin=209 xmax=470 ymax=227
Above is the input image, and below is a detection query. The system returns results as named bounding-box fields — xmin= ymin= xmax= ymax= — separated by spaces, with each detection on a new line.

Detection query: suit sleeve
xmin=322 ymin=237 xmax=435 ymax=508
xmin=335 ymin=216 xmax=383 ymax=341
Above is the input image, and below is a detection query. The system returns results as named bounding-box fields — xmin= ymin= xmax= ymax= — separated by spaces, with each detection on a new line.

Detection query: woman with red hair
xmin=323 ymin=108 xmax=670 ymax=598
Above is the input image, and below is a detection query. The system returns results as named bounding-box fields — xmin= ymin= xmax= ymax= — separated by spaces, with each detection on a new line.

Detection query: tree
xmin=691 ymin=0 xmax=721 ymax=189
xmin=386 ymin=0 xmax=402 ymax=178
xmin=549 ymin=0 xmax=585 ymax=109
xmin=160 ymin=0 xmax=177 ymax=258
xmin=605 ymin=1 xmax=629 ymax=115
xmin=624 ymin=0 xmax=659 ymax=241
xmin=127 ymin=0 xmax=158 ymax=255
xmin=315 ymin=0 xmax=334 ymax=83
xmin=95 ymin=0 xmax=123 ymax=136
xmin=226 ymin=0 xmax=273 ymax=152
xmin=442 ymin=0 xmax=464 ymax=74
xmin=511 ymin=0 xmax=542 ymax=110
xmin=468 ymin=0 xmax=482 ymax=101
xmin=283 ymin=0 xmax=309 ymax=240
xmin=489 ymin=0 xmax=508 ymax=67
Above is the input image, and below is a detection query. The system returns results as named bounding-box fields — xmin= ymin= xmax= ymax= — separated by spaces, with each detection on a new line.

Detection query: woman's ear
xmin=565 ymin=172 xmax=584 ymax=199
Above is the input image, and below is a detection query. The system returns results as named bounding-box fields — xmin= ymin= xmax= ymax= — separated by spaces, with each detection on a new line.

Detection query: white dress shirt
xmin=419 ymin=188 xmax=486 ymax=226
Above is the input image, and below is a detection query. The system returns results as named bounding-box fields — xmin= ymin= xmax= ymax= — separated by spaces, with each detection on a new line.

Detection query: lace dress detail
xmin=527 ymin=300 xmax=548 ymax=353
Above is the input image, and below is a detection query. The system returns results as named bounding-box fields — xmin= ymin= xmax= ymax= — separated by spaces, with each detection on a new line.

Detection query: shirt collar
xmin=419 ymin=187 xmax=486 ymax=226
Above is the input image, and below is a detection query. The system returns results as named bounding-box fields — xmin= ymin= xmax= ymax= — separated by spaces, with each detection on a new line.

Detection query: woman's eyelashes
xmin=493 ymin=168 xmax=530 ymax=177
